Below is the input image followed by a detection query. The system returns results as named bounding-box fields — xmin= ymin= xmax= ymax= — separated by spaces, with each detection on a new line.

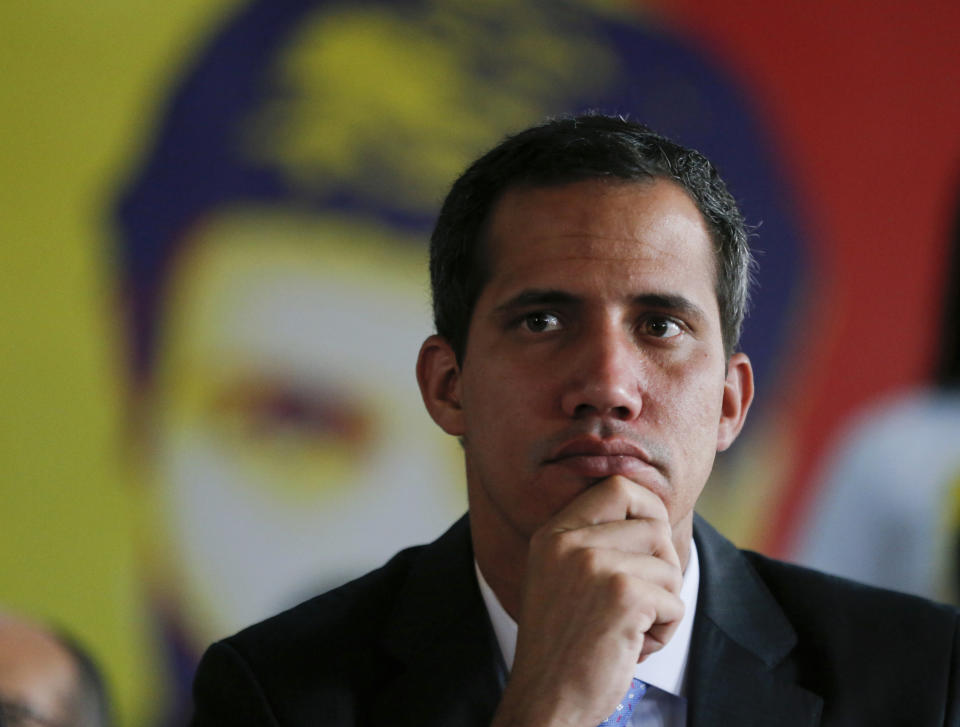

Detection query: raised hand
xmin=491 ymin=475 xmax=685 ymax=727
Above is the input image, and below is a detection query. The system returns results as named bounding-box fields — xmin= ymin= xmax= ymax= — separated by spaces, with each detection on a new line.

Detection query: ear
xmin=716 ymin=352 xmax=754 ymax=452
xmin=416 ymin=335 xmax=465 ymax=436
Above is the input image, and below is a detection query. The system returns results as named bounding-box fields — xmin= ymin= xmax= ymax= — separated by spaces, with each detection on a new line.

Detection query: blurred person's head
xmin=0 ymin=614 xmax=110 ymax=727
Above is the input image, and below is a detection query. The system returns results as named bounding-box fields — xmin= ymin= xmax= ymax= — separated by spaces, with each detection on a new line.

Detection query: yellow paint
xmin=0 ymin=1 xmax=246 ymax=724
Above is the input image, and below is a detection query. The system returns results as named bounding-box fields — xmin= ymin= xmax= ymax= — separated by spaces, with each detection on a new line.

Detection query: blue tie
xmin=598 ymin=678 xmax=648 ymax=725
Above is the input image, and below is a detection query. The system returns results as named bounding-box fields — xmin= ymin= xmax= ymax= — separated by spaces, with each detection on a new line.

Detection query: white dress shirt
xmin=475 ymin=539 xmax=699 ymax=726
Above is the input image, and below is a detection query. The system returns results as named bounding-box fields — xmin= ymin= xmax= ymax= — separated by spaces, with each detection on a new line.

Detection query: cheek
xmin=659 ymin=386 xmax=721 ymax=513
xmin=656 ymin=363 xmax=726 ymax=453
xmin=462 ymin=359 xmax=548 ymax=422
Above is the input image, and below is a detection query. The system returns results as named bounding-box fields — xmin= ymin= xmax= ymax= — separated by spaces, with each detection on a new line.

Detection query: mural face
xmin=142 ymin=210 xmax=464 ymax=642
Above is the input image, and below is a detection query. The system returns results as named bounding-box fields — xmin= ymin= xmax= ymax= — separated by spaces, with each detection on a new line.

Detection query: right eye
xmin=521 ymin=311 xmax=562 ymax=333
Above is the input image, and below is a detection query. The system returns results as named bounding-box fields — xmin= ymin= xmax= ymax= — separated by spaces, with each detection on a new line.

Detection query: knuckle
xmin=633 ymin=602 xmax=657 ymax=634
xmin=643 ymin=520 xmax=671 ymax=555
xmin=672 ymin=597 xmax=686 ymax=623
xmin=650 ymin=517 xmax=672 ymax=544
xmin=572 ymin=546 xmax=603 ymax=575
xmin=653 ymin=558 xmax=683 ymax=594
xmin=669 ymin=567 xmax=684 ymax=594
xmin=532 ymin=526 xmax=574 ymax=559
xmin=607 ymin=571 xmax=634 ymax=601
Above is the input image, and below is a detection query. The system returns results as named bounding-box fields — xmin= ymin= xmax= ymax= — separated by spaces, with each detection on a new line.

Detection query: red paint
xmin=651 ymin=0 xmax=960 ymax=553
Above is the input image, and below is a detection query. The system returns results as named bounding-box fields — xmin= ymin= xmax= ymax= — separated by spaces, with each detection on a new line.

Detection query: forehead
xmin=162 ymin=209 xmax=432 ymax=383
xmin=482 ymin=178 xmax=717 ymax=300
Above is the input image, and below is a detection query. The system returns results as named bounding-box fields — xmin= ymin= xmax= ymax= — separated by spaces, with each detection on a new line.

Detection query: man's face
xmin=420 ymin=178 xmax=752 ymax=565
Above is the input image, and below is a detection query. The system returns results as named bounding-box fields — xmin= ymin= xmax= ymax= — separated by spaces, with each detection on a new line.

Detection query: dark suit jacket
xmin=191 ymin=515 xmax=960 ymax=725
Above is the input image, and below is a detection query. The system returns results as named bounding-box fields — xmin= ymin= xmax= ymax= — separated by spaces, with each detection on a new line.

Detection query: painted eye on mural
xmin=212 ymin=379 xmax=373 ymax=450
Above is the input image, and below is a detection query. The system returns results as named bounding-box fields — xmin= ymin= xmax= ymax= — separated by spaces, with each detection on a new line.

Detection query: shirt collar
xmin=475 ymin=537 xmax=700 ymax=697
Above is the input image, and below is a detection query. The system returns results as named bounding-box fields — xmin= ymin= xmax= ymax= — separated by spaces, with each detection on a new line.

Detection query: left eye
xmin=642 ymin=317 xmax=682 ymax=338
xmin=522 ymin=312 xmax=562 ymax=333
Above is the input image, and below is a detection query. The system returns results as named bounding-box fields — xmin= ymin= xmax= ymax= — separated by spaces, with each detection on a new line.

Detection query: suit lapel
xmin=366 ymin=514 xmax=826 ymax=725
xmin=373 ymin=515 xmax=504 ymax=727
xmin=687 ymin=516 xmax=823 ymax=726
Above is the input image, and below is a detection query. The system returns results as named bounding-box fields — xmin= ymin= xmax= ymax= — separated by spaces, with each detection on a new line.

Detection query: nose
xmin=559 ymin=327 xmax=644 ymax=421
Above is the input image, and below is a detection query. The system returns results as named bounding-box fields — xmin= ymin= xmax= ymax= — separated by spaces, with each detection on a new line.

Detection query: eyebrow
xmin=633 ymin=293 xmax=707 ymax=322
xmin=492 ymin=289 xmax=580 ymax=315
xmin=493 ymin=289 xmax=707 ymax=322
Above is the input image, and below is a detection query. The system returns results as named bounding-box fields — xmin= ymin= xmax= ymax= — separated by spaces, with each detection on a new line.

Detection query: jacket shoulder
xmin=191 ymin=516 xmax=484 ymax=726
xmin=742 ymin=548 xmax=960 ymax=717
xmin=190 ymin=542 xmax=426 ymax=726
xmin=230 ymin=541 xmax=423 ymax=670
xmin=742 ymin=547 xmax=959 ymax=627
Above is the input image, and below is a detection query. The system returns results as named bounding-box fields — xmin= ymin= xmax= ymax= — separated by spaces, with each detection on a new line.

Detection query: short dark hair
xmin=429 ymin=114 xmax=754 ymax=362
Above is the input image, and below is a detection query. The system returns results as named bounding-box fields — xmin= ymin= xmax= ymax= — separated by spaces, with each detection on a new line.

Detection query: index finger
xmin=548 ymin=475 xmax=670 ymax=531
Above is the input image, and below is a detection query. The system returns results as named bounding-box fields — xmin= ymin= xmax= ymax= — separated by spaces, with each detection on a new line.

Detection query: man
xmin=190 ymin=115 xmax=960 ymax=725
xmin=0 ymin=612 xmax=112 ymax=727
xmin=114 ymin=2 xmax=802 ymax=720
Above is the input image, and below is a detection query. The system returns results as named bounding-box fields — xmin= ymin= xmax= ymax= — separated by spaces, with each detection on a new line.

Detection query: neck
xmin=469 ymin=509 xmax=529 ymax=621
